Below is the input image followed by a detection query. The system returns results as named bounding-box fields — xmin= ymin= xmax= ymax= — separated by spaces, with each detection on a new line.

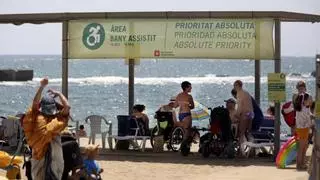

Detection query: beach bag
xmin=281 ymin=101 xmax=296 ymax=127
xmin=153 ymin=135 xmax=164 ymax=152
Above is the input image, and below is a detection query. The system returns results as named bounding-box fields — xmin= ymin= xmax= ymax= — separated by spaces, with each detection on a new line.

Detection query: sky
xmin=0 ymin=0 xmax=319 ymax=56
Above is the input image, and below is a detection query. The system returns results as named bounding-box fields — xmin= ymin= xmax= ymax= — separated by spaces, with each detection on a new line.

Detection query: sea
xmin=0 ymin=55 xmax=316 ymax=134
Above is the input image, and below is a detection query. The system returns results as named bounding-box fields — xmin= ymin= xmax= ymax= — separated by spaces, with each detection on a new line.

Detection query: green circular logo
xmin=82 ymin=23 xmax=105 ymax=50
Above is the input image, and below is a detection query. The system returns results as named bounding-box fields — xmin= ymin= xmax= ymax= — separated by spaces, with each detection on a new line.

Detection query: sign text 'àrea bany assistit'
xmin=68 ymin=19 xmax=274 ymax=59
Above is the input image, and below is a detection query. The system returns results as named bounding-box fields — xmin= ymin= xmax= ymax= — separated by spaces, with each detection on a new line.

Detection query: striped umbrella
xmin=191 ymin=101 xmax=210 ymax=121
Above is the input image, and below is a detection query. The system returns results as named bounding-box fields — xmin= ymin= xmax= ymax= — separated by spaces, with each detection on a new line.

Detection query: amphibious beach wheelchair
xmin=198 ymin=106 xmax=236 ymax=158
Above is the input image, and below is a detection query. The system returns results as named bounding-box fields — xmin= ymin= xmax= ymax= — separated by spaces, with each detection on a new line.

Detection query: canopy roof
xmin=0 ymin=11 xmax=320 ymax=25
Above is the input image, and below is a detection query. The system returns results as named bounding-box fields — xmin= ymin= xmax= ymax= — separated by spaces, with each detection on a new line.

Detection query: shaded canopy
xmin=0 ymin=11 xmax=320 ymax=25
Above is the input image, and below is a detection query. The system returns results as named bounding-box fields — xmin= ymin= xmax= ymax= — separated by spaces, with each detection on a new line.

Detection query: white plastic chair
xmin=85 ymin=115 xmax=112 ymax=149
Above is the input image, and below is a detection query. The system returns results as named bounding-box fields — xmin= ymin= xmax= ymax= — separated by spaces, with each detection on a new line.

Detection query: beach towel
xmin=281 ymin=101 xmax=296 ymax=127
xmin=22 ymin=108 xmax=68 ymax=160
xmin=31 ymin=136 xmax=64 ymax=180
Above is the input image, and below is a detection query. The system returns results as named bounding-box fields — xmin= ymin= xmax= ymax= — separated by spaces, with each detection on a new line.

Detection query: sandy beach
xmin=0 ymin=137 xmax=310 ymax=180
xmin=79 ymin=137 xmax=309 ymax=180
xmin=96 ymin=153 xmax=308 ymax=180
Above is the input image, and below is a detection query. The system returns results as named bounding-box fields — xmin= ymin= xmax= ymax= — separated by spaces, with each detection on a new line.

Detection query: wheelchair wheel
xmin=201 ymin=141 xmax=211 ymax=158
xmin=150 ymin=126 xmax=158 ymax=148
xmin=169 ymin=127 xmax=184 ymax=152
xmin=224 ymin=141 xmax=235 ymax=159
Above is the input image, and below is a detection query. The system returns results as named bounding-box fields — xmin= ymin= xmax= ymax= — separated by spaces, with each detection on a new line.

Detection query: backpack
xmin=281 ymin=101 xmax=296 ymax=127
xmin=210 ymin=106 xmax=233 ymax=142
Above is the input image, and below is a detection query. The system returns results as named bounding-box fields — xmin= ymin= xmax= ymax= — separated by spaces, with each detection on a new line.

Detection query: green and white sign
xmin=68 ymin=19 xmax=274 ymax=59
xmin=268 ymin=73 xmax=286 ymax=102
xmin=82 ymin=23 xmax=105 ymax=50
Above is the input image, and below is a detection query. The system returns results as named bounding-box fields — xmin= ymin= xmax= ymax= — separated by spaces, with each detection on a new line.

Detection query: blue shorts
xmin=179 ymin=112 xmax=191 ymax=121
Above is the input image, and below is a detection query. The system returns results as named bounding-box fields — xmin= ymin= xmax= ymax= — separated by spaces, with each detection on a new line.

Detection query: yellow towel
xmin=0 ymin=151 xmax=22 ymax=168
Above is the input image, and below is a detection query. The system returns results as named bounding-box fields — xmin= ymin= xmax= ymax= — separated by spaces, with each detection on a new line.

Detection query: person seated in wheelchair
xmin=224 ymin=98 xmax=239 ymax=138
xmin=156 ymin=97 xmax=176 ymax=114
xmin=154 ymin=97 xmax=177 ymax=135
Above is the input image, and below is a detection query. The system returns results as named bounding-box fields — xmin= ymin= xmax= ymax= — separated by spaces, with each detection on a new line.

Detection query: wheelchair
xmin=150 ymin=111 xmax=184 ymax=152
xmin=198 ymin=106 xmax=236 ymax=158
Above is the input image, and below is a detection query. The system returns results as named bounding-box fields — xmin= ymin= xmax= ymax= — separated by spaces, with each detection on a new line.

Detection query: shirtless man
xmin=174 ymin=81 xmax=195 ymax=139
xmin=233 ymin=80 xmax=254 ymax=152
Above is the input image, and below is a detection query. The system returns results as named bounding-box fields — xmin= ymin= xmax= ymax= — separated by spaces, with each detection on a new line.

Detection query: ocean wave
xmin=0 ymin=75 xmax=314 ymax=86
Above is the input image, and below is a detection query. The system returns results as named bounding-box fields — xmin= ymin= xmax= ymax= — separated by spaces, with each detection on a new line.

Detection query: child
xmin=77 ymin=124 xmax=87 ymax=137
xmin=84 ymin=144 xmax=103 ymax=179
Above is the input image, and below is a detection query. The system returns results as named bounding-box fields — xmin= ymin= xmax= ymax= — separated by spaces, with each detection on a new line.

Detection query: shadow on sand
xmin=87 ymin=148 xmax=304 ymax=168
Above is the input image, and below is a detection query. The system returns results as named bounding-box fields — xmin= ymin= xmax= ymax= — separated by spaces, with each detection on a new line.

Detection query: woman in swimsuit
xmin=132 ymin=104 xmax=150 ymax=136
xmin=174 ymin=81 xmax=194 ymax=139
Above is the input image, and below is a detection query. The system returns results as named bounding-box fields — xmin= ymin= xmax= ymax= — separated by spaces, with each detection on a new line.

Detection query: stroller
xmin=23 ymin=131 xmax=97 ymax=180
xmin=199 ymin=106 xmax=236 ymax=158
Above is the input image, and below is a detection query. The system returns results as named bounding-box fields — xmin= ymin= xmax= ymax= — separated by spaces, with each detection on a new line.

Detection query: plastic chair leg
xmin=101 ymin=133 xmax=106 ymax=149
xmin=89 ymin=133 xmax=96 ymax=145
xmin=141 ymin=138 xmax=147 ymax=152
xmin=107 ymin=137 xmax=114 ymax=150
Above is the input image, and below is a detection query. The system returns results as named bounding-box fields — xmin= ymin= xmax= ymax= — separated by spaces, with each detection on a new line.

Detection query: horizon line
xmin=0 ymin=54 xmax=317 ymax=59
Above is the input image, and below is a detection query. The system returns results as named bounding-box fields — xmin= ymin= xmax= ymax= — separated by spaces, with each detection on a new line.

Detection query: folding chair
xmin=243 ymin=118 xmax=275 ymax=157
xmin=108 ymin=115 xmax=150 ymax=152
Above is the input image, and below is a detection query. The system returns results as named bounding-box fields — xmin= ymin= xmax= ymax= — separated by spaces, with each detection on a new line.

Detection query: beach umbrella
xmin=191 ymin=101 xmax=210 ymax=121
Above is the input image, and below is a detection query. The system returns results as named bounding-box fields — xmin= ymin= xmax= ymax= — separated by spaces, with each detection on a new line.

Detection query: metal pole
xmin=316 ymin=55 xmax=320 ymax=100
xmin=62 ymin=21 xmax=69 ymax=98
xmin=254 ymin=20 xmax=261 ymax=105
xmin=310 ymin=54 xmax=320 ymax=180
xmin=274 ymin=19 xmax=281 ymax=158
xmin=254 ymin=61 xmax=261 ymax=105
xmin=128 ymin=59 xmax=135 ymax=115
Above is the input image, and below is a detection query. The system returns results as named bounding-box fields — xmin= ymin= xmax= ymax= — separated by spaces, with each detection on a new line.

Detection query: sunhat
xmin=39 ymin=93 xmax=58 ymax=116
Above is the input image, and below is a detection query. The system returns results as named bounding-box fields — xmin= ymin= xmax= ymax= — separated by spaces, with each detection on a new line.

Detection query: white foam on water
xmin=0 ymin=74 xmax=314 ymax=86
